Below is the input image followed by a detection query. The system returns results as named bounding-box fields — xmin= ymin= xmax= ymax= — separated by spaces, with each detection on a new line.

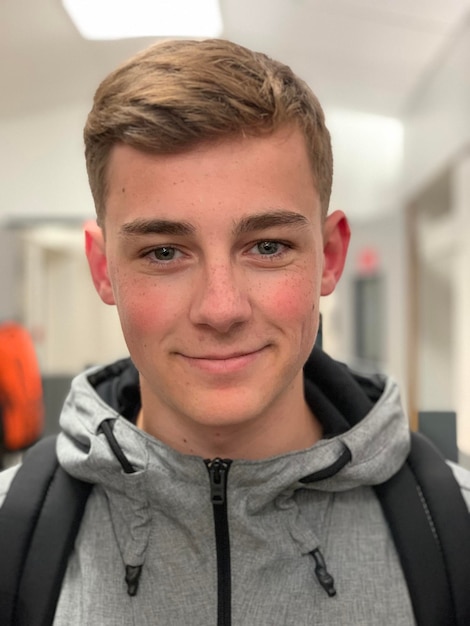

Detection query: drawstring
xmin=99 ymin=419 xmax=142 ymax=596
xmin=100 ymin=418 xmax=336 ymax=600
xmin=311 ymin=548 xmax=337 ymax=597
xmin=99 ymin=419 xmax=136 ymax=474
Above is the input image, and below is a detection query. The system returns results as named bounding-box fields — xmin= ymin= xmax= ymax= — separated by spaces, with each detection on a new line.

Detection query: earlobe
xmin=321 ymin=210 xmax=351 ymax=296
xmin=83 ymin=220 xmax=116 ymax=305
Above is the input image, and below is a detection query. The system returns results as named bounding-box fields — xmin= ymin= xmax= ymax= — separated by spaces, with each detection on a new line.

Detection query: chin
xmin=179 ymin=394 xmax=270 ymax=429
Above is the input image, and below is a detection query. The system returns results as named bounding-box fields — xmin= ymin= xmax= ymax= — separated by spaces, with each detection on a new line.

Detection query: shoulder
xmin=448 ymin=461 xmax=470 ymax=511
xmin=0 ymin=464 xmax=21 ymax=508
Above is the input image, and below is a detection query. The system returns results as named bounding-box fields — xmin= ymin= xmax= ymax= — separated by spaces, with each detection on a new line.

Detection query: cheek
xmin=262 ymin=272 xmax=319 ymax=325
xmin=111 ymin=276 xmax=181 ymax=342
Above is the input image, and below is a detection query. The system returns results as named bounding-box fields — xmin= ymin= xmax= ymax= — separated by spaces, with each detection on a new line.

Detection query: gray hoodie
xmin=3 ymin=351 xmax=420 ymax=625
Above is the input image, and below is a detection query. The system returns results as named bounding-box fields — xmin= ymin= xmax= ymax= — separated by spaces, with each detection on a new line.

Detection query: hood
xmin=56 ymin=348 xmax=410 ymax=592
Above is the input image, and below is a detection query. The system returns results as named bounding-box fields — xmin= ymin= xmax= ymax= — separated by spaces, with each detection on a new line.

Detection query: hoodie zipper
xmin=205 ymin=458 xmax=232 ymax=626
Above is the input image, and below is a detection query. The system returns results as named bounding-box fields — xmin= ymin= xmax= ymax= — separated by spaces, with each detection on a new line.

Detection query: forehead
xmin=104 ymin=127 xmax=320 ymax=230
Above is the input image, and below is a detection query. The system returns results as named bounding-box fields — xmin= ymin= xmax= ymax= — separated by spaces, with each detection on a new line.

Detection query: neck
xmin=136 ymin=391 xmax=323 ymax=460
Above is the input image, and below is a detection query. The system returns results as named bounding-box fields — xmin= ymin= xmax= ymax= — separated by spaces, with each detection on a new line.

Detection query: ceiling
xmin=1 ymin=0 xmax=470 ymax=224
xmin=2 ymin=0 xmax=470 ymax=120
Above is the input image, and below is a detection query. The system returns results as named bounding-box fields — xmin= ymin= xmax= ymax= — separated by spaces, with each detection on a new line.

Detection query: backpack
xmin=1 ymin=432 xmax=470 ymax=626
xmin=0 ymin=322 xmax=44 ymax=452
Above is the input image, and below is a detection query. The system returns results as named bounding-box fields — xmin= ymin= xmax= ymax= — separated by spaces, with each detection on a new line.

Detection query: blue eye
xmin=255 ymin=241 xmax=283 ymax=255
xmin=151 ymin=246 xmax=178 ymax=261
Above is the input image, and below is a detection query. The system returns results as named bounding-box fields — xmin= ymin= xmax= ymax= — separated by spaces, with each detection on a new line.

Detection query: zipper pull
xmin=206 ymin=458 xmax=231 ymax=505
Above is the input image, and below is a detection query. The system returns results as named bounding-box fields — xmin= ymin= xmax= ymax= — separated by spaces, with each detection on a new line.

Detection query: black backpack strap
xmin=0 ymin=435 xmax=92 ymax=626
xmin=374 ymin=431 xmax=470 ymax=626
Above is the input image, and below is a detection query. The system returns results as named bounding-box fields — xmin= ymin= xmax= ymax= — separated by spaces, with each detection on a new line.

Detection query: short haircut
xmin=84 ymin=38 xmax=333 ymax=225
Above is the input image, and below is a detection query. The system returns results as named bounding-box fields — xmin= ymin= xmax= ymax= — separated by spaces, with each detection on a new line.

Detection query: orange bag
xmin=0 ymin=322 xmax=44 ymax=451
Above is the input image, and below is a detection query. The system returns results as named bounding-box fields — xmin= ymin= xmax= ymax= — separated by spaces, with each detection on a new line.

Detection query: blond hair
xmin=84 ymin=38 xmax=333 ymax=224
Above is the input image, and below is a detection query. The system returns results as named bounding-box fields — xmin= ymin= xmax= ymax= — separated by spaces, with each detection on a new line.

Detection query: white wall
xmin=0 ymin=102 xmax=94 ymax=223
xmin=403 ymin=15 xmax=470 ymax=198
xmin=328 ymin=109 xmax=403 ymax=220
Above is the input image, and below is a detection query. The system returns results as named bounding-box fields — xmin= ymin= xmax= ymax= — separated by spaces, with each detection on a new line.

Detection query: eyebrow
xmin=118 ymin=210 xmax=309 ymax=239
xmin=233 ymin=210 xmax=309 ymax=236
xmin=119 ymin=218 xmax=195 ymax=238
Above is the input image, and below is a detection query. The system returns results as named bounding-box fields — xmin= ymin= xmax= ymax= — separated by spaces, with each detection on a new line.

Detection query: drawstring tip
xmin=125 ymin=564 xmax=143 ymax=596
xmin=311 ymin=548 xmax=337 ymax=597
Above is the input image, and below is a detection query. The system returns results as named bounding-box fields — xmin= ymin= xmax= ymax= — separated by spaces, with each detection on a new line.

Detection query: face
xmin=86 ymin=126 xmax=349 ymax=441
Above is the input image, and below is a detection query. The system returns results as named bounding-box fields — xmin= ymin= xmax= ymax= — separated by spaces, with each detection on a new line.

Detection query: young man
xmin=1 ymin=39 xmax=469 ymax=625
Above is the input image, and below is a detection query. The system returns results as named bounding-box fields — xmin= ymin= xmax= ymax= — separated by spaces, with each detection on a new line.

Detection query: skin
xmin=86 ymin=126 xmax=350 ymax=460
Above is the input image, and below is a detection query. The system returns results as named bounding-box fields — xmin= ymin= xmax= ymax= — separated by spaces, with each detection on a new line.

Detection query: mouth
xmin=192 ymin=350 xmax=259 ymax=360
xmin=178 ymin=347 xmax=267 ymax=374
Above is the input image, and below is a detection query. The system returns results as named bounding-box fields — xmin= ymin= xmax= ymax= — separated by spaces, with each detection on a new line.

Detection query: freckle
xmin=121 ymin=187 xmax=125 ymax=193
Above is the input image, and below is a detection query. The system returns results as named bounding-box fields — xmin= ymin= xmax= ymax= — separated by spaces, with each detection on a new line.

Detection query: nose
xmin=189 ymin=260 xmax=252 ymax=333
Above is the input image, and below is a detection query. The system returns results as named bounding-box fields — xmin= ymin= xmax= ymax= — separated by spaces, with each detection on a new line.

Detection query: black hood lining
xmin=88 ymin=358 xmax=140 ymax=422
xmin=303 ymin=347 xmax=380 ymax=429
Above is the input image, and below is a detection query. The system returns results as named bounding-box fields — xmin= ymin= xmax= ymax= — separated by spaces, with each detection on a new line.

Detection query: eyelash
xmin=141 ymin=239 xmax=292 ymax=267
xmin=249 ymin=240 xmax=291 ymax=257
xmin=141 ymin=246 xmax=185 ymax=266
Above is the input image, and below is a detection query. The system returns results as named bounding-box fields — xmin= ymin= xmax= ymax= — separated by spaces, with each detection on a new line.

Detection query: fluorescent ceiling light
xmin=62 ymin=0 xmax=223 ymax=40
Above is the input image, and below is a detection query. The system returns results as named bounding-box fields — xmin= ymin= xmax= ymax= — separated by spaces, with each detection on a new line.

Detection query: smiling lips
xmin=179 ymin=348 xmax=266 ymax=374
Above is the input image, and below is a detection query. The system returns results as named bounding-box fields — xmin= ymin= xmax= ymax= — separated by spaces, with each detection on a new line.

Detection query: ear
xmin=321 ymin=210 xmax=351 ymax=296
xmin=83 ymin=220 xmax=116 ymax=305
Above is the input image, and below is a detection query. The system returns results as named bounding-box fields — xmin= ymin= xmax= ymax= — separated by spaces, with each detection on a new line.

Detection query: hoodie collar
xmin=58 ymin=348 xmax=410 ymax=495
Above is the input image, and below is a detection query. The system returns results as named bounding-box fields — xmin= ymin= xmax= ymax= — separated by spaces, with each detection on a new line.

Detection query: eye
xmin=148 ymin=246 xmax=181 ymax=262
xmin=252 ymin=241 xmax=285 ymax=256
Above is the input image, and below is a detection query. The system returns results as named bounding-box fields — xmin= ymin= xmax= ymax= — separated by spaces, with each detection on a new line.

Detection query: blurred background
xmin=1 ymin=0 xmax=469 ymax=466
